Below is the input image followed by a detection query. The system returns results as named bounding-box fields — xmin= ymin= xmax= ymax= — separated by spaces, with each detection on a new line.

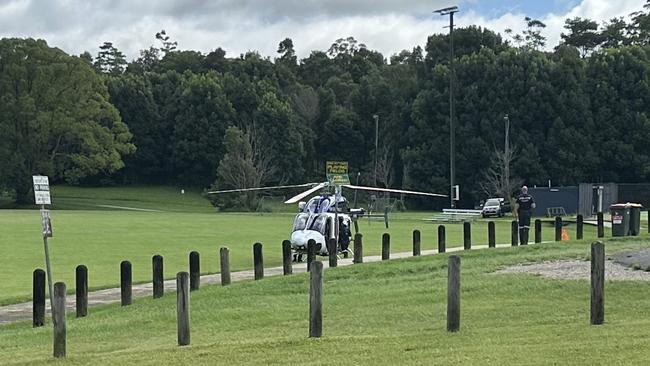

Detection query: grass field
xmin=0 ymin=186 xmax=603 ymax=306
xmin=1 ymin=235 xmax=649 ymax=365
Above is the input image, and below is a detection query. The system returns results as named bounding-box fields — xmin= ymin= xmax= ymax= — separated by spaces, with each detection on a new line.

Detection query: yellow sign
xmin=326 ymin=161 xmax=350 ymax=185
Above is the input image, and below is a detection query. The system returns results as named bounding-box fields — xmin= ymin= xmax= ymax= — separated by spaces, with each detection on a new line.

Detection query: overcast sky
xmin=0 ymin=0 xmax=646 ymax=61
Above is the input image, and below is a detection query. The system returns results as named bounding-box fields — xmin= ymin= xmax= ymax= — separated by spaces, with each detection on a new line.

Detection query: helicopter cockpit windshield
xmin=306 ymin=196 xmax=331 ymax=214
xmin=309 ymin=214 xmax=329 ymax=236
xmin=292 ymin=213 xmax=310 ymax=232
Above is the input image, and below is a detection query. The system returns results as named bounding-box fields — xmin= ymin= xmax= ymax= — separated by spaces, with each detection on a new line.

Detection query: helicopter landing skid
xmin=292 ymin=253 xmax=304 ymax=262
xmin=292 ymin=247 xmax=353 ymax=262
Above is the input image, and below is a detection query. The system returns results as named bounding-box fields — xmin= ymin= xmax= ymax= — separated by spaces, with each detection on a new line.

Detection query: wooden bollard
xmin=555 ymin=217 xmax=562 ymax=242
xmin=382 ymin=233 xmax=390 ymax=260
xmin=153 ymin=255 xmax=164 ymax=298
xmin=33 ymin=269 xmax=45 ymax=327
xmin=189 ymin=251 xmax=200 ymax=291
xmin=220 ymin=247 xmax=231 ymax=285
xmin=534 ymin=219 xmax=542 ymax=243
xmin=75 ymin=265 xmax=88 ymax=318
xmin=353 ymin=233 xmax=363 ymax=264
xmin=488 ymin=222 xmax=496 ymax=248
xmin=309 ymin=261 xmax=323 ymax=338
xmin=328 ymin=238 xmax=338 ymax=268
xmin=282 ymin=240 xmax=293 ymax=275
xmin=176 ymin=272 xmax=190 ymax=346
xmin=591 ymin=241 xmax=605 ymax=325
xmin=577 ymin=214 xmax=584 ymax=240
xmin=447 ymin=256 xmax=461 ymax=332
xmin=438 ymin=225 xmax=446 ymax=253
xmin=384 ymin=206 xmax=389 ymax=229
xmin=511 ymin=220 xmax=518 ymax=247
xmin=307 ymin=239 xmax=316 ymax=272
xmin=53 ymin=282 xmax=66 ymax=358
xmin=463 ymin=222 xmax=471 ymax=250
xmin=253 ymin=242 xmax=264 ymax=280
xmin=120 ymin=261 xmax=132 ymax=306
xmin=412 ymin=230 xmax=421 ymax=256
xmin=597 ymin=212 xmax=604 ymax=238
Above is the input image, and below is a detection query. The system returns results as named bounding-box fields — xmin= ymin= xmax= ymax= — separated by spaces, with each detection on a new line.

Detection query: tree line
xmin=1 ymin=1 xmax=649 ymax=208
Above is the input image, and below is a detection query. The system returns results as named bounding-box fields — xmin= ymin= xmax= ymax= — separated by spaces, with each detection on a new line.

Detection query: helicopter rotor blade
xmin=342 ymin=184 xmax=448 ymax=198
xmin=207 ymin=183 xmax=320 ymax=195
xmin=284 ymin=182 xmax=329 ymax=204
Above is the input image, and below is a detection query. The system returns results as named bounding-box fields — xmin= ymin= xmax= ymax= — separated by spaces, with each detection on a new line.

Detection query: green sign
xmin=326 ymin=161 xmax=350 ymax=185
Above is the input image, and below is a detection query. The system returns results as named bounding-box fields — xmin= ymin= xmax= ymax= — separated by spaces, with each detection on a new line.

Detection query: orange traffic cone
xmin=561 ymin=229 xmax=570 ymax=241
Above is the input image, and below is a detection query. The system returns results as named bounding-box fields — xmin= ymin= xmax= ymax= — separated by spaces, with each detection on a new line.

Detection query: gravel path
xmin=497 ymin=259 xmax=650 ymax=281
xmin=613 ymin=248 xmax=650 ymax=271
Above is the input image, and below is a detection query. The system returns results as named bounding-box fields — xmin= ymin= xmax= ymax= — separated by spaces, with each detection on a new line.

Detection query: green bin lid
xmin=611 ymin=203 xmax=643 ymax=209
xmin=610 ymin=203 xmax=629 ymax=209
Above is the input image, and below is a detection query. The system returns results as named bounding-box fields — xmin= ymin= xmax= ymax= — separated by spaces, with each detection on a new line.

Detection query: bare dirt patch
xmin=496 ymin=260 xmax=650 ymax=281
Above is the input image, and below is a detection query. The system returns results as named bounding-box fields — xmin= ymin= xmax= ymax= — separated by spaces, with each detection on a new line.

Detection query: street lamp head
xmin=434 ymin=6 xmax=459 ymax=15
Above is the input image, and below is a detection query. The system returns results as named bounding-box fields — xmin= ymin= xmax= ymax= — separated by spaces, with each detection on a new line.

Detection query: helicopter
xmin=208 ymin=177 xmax=447 ymax=261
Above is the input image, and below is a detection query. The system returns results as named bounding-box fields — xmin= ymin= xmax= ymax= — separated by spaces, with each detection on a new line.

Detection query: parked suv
xmin=481 ymin=198 xmax=510 ymax=218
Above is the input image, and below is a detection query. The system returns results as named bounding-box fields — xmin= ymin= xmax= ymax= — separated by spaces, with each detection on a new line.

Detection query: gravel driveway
xmin=496 ymin=259 xmax=650 ymax=281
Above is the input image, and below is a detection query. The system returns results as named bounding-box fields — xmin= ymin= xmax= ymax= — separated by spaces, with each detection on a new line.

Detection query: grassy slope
xmin=1 ymin=236 xmax=649 ymax=365
xmin=0 ymin=186 xmax=601 ymax=305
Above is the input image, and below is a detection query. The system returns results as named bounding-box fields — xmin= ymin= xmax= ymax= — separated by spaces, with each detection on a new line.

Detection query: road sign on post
xmin=33 ymin=175 xmax=52 ymax=205
xmin=326 ymin=161 xmax=350 ymax=185
xmin=326 ymin=161 xmax=349 ymax=247
xmin=32 ymin=175 xmax=55 ymax=327
xmin=40 ymin=209 xmax=53 ymax=237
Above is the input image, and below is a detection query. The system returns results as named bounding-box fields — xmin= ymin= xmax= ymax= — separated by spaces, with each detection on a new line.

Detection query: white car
xmin=481 ymin=198 xmax=510 ymax=217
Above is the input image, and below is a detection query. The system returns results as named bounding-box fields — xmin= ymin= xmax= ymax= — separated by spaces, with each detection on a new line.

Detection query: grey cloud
xmin=0 ymin=0 xmax=645 ymax=62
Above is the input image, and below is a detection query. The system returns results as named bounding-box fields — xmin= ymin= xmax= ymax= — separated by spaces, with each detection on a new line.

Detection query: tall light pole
xmin=373 ymin=114 xmax=379 ymax=187
xmin=434 ymin=5 xmax=459 ymax=208
xmin=504 ymin=114 xmax=510 ymax=195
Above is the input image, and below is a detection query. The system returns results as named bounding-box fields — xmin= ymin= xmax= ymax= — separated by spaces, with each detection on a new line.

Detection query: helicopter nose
xmin=291 ymin=231 xmax=326 ymax=254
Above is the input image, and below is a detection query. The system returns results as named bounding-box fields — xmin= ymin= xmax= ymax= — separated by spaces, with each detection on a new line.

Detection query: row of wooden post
xmin=33 ymin=246 xmax=244 ymax=355
xmin=33 ymin=207 xmax=635 ymax=356
xmin=32 ymin=266 xmax=88 ymax=329
xmin=432 ymin=214 xmax=600 ymax=251
xmin=443 ymin=240 xmax=605 ymax=332
xmin=33 ymin=239 xmax=609 ymax=358
xmin=428 ymin=216 xmax=577 ymax=255
xmin=31 ymin=213 xmax=605 ymax=331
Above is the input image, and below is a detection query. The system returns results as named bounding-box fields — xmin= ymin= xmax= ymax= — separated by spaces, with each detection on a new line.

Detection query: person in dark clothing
xmin=515 ymin=186 xmax=536 ymax=245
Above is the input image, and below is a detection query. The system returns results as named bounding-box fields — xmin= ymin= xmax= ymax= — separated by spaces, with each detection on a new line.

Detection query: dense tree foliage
xmin=0 ymin=38 xmax=134 ymax=202
xmin=2 ymin=2 xmax=650 ymax=209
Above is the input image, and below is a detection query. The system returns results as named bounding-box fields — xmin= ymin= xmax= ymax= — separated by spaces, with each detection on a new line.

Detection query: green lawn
xmin=50 ymin=185 xmax=216 ymax=212
xmin=0 ymin=185 xmax=602 ymax=305
xmin=1 ymin=236 xmax=649 ymax=365
xmin=0 ymin=208 xmax=600 ymax=306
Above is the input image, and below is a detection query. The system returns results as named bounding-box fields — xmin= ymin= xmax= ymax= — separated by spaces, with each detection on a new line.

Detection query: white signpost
xmin=33 ymin=175 xmax=52 ymax=205
xmin=33 ymin=175 xmax=55 ymax=326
